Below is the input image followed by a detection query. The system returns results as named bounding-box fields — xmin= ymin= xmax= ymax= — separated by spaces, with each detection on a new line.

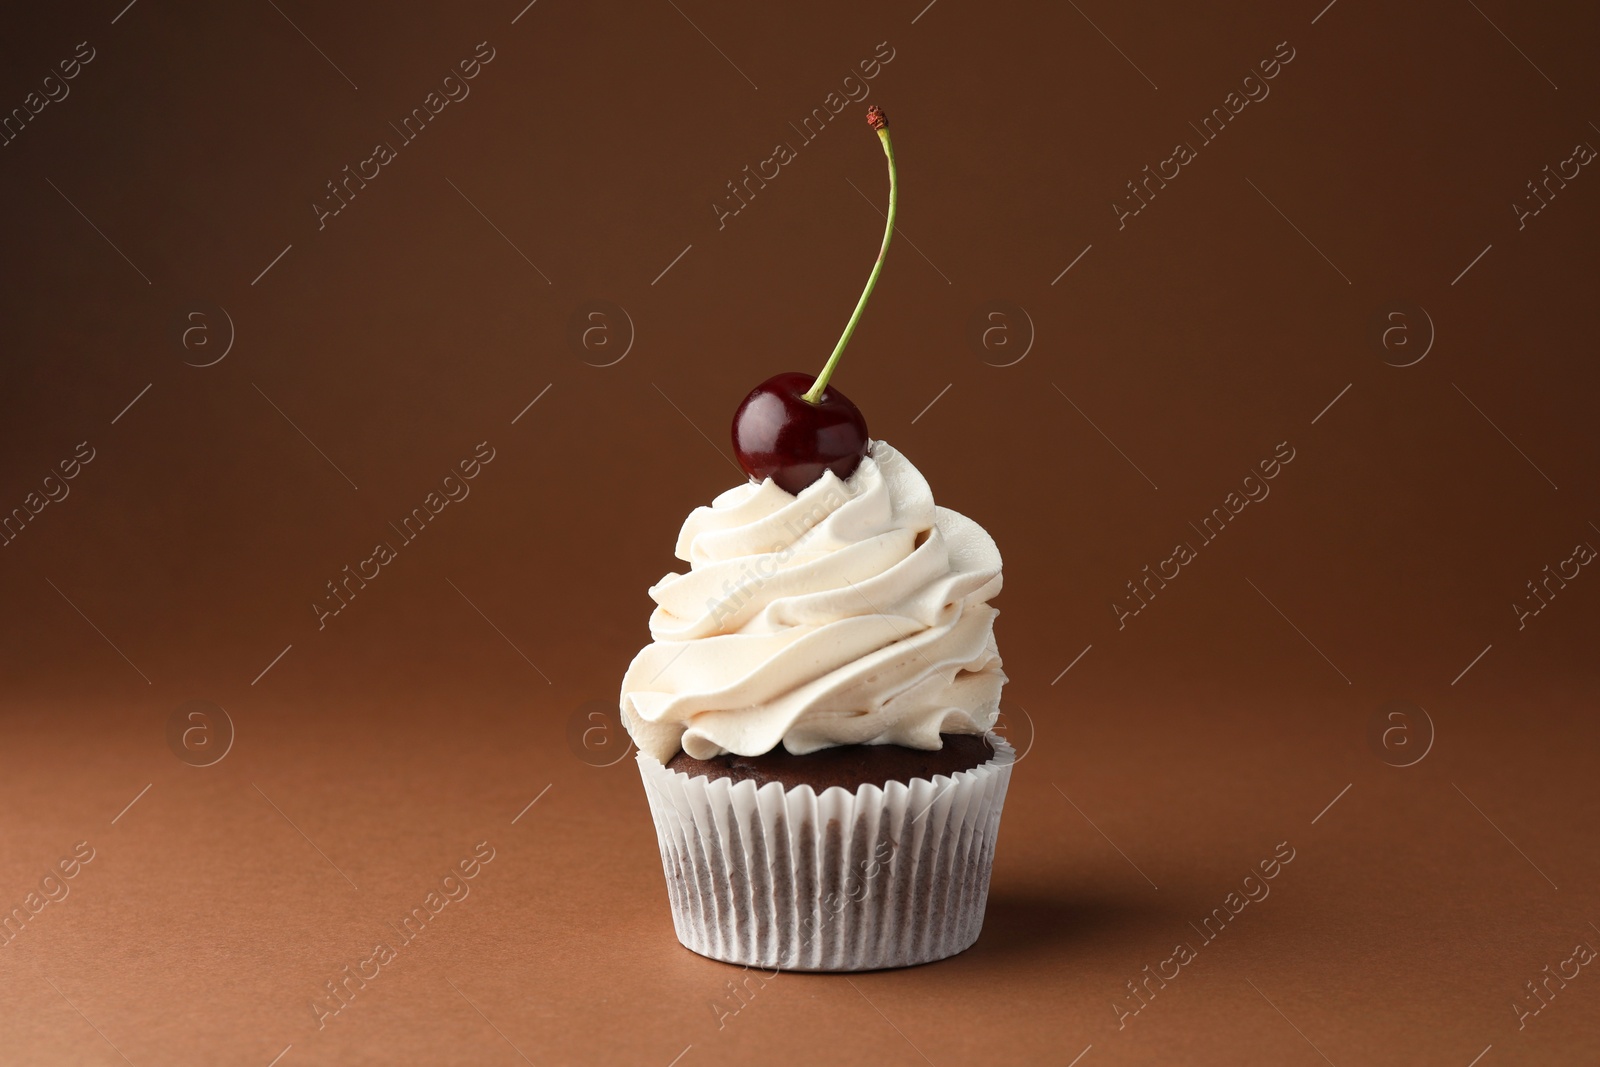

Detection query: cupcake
xmin=621 ymin=440 xmax=1013 ymax=970
xmin=620 ymin=105 xmax=1014 ymax=971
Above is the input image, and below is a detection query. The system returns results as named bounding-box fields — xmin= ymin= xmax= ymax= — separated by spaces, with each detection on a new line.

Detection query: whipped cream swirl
xmin=620 ymin=441 xmax=1005 ymax=763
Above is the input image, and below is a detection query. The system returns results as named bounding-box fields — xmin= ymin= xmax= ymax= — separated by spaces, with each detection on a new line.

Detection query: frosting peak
xmin=620 ymin=441 xmax=1005 ymax=763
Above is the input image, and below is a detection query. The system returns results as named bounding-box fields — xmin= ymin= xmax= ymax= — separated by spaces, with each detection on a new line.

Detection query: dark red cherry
xmin=731 ymin=371 xmax=869 ymax=494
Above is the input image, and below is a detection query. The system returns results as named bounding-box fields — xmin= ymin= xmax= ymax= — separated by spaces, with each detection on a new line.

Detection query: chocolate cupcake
xmin=621 ymin=442 xmax=1014 ymax=970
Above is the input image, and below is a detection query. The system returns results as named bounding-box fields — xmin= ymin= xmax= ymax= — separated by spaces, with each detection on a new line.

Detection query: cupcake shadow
xmin=970 ymin=888 xmax=1165 ymax=962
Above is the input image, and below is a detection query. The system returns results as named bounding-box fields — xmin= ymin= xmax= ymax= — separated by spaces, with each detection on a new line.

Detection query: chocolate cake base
xmin=665 ymin=733 xmax=993 ymax=790
xmin=641 ymin=731 xmax=1015 ymax=969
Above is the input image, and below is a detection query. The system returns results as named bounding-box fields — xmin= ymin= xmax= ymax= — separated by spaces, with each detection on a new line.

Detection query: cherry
xmin=732 ymin=371 xmax=869 ymax=493
xmin=729 ymin=105 xmax=897 ymax=496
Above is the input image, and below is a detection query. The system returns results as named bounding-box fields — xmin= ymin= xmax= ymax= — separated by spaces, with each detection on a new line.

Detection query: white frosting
xmin=620 ymin=441 xmax=1005 ymax=762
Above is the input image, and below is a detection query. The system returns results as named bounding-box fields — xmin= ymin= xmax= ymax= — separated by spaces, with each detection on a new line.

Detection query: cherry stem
xmin=803 ymin=110 xmax=896 ymax=405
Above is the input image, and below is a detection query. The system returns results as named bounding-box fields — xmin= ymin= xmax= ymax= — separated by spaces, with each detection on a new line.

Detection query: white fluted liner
xmin=636 ymin=734 xmax=1013 ymax=971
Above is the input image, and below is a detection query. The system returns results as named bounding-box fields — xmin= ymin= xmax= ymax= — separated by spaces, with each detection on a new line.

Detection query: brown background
xmin=1 ymin=0 xmax=1597 ymax=1063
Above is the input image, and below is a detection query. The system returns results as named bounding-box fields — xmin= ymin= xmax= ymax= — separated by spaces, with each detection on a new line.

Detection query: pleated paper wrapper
xmin=635 ymin=734 xmax=1014 ymax=971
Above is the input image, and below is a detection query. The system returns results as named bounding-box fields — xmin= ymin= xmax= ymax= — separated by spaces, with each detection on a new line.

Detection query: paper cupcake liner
xmin=635 ymin=734 xmax=1014 ymax=971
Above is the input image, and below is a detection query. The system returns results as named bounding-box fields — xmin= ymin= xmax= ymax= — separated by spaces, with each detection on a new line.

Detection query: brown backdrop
xmin=1 ymin=0 xmax=1597 ymax=1064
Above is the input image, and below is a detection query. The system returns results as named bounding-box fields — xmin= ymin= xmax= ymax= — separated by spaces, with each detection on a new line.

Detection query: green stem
xmin=803 ymin=125 xmax=896 ymax=405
